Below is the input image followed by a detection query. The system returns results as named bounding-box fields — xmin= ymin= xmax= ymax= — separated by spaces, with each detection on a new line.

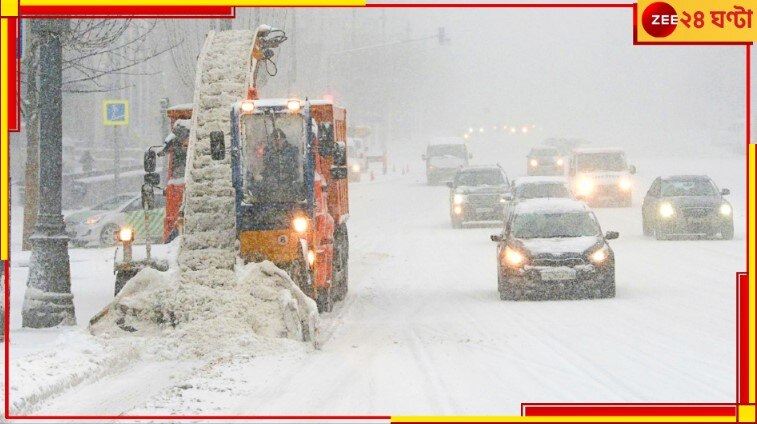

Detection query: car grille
xmin=531 ymin=257 xmax=586 ymax=267
xmin=595 ymin=185 xmax=621 ymax=196
xmin=681 ymin=207 xmax=714 ymax=218
xmin=467 ymin=194 xmax=500 ymax=205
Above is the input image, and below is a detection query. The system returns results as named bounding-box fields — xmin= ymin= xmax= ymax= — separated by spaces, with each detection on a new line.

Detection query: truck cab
xmin=423 ymin=139 xmax=471 ymax=185
xmin=567 ymin=147 xmax=636 ymax=207
xmin=217 ymin=98 xmax=349 ymax=312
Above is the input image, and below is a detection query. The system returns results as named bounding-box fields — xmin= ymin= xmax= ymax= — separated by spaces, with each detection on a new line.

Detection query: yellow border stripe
xmin=749 ymin=144 xmax=756 ymax=404
xmin=21 ymin=0 xmax=365 ymax=6
xmin=1 ymin=18 xmax=9 ymax=260
xmin=392 ymin=416 xmax=736 ymax=423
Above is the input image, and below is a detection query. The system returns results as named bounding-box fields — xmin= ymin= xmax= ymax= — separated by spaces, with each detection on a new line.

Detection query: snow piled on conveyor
xmin=89 ymin=245 xmax=318 ymax=359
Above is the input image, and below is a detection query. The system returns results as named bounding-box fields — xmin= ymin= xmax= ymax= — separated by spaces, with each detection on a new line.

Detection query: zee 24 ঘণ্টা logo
xmin=641 ymin=1 xmax=754 ymax=38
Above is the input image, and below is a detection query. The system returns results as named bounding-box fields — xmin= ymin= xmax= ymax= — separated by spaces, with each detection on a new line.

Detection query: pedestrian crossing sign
xmin=103 ymin=100 xmax=129 ymax=126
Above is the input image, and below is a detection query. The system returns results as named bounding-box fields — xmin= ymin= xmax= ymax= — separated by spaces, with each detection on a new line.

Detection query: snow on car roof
xmin=458 ymin=165 xmax=500 ymax=171
xmin=429 ymin=136 xmax=465 ymax=145
xmin=571 ymin=147 xmax=625 ymax=154
xmin=513 ymin=198 xmax=590 ymax=215
xmin=512 ymin=176 xmax=567 ymax=187
xmin=661 ymin=174 xmax=711 ymax=181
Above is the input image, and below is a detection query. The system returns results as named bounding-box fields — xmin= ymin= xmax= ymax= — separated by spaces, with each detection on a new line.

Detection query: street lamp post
xmin=22 ymin=19 xmax=76 ymax=328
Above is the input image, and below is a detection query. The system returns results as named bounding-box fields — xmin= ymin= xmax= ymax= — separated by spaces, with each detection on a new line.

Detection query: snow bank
xmin=89 ymin=254 xmax=319 ymax=360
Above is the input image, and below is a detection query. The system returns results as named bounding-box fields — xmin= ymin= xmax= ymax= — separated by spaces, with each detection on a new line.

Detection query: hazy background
xmin=9 ymin=6 xmax=754 ymax=182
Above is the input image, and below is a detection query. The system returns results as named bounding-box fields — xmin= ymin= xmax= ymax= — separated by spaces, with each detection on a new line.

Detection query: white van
xmin=567 ymin=147 xmax=636 ymax=207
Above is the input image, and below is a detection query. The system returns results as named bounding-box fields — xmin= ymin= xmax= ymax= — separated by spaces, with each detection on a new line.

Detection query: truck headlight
xmin=529 ymin=159 xmax=538 ymax=167
xmin=556 ymin=158 xmax=564 ymax=166
xmin=719 ymin=203 xmax=732 ymax=216
xmin=351 ymin=164 xmax=361 ymax=173
xmin=241 ymin=100 xmax=255 ymax=113
xmin=292 ymin=216 xmax=309 ymax=233
xmin=287 ymin=99 xmax=301 ymax=112
xmin=118 ymin=227 xmax=134 ymax=242
xmin=589 ymin=245 xmax=609 ymax=265
xmin=659 ymin=202 xmax=675 ymax=218
xmin=618 ymin=177 xmax=632 ymax=191
xmin=453 ymin=194 xmax=466 ymax=205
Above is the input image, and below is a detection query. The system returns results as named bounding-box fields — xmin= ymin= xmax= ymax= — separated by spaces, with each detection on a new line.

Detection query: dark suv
xmin=491 ymin=199 xmax=618 ymax=300
xmin=642 ymin=175 xmax=734 ymax=240
xmin=447 ymin=165 xmax=510 ymax=228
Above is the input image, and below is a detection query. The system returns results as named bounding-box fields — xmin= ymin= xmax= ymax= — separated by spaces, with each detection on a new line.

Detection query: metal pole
xmin=22 ymin=19 xmax=76 ymax=328
xmin=114 ymin=126 xmax=120 ymax=194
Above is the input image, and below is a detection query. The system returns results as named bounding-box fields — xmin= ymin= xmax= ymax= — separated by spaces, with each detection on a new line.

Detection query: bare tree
xmin=21 ymin=19 xmax=179 ymax=249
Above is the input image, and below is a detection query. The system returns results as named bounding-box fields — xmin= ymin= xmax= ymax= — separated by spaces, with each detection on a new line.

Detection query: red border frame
xmin=2 ymin=2 xmax=753 ymax=421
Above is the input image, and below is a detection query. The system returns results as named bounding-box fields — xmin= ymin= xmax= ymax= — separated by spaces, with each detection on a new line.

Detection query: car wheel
xmin=642 ymin=214 xmax=652 ymax=236
xmin=721 ymin=221 xmax=734 ymax=240
xmin=601 ymin=280 xmax=616 ymax=298
xmin=99 ymin=223 xmax=120 ymax=247
xmin=654 ymin=222 xmax=669 ymax=241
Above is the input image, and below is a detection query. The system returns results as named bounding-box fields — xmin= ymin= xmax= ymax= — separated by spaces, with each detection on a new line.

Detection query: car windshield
xmin=515 ymin=183 xmax=571 ymax=199
xmin=241 ymin=112 xmax=306 ymax=204
xmin=576 ymin=152 xmax=627 ymax=172
xmin=428 ymin=144 xmax=466 ymax=158
xmin=511 ymin=212 xmax=600 ymax=239
xmin=661 ymin=179 xmax=718 ymax=197
xmin=455 ymin=170 xmax=504 ymax=186
xmin=92 ymin=194 xmax=134 ymax=211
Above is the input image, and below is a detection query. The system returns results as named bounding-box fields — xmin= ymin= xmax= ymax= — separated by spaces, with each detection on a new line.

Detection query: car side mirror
xmin=629 ymin=165 xmax=637 ymax=175
xmin=605 ymin=231 xmax=619 ymax=240
xmin=721 ymin=188 xmax=730 ymax=195
xmin=144 ymin=172 xmax=160 ymax=186
xmin=144 ymin=149 xmax=157 ymax=173
xmin=141 ymin=183 xmax=155 ymax=209
xmin=490 ymin=234 xmax=503 ymax=242
xmin=210 ymin=131 xmax=225 ymax=160
xmin=446 ymin=181 xmax=454 ymax=189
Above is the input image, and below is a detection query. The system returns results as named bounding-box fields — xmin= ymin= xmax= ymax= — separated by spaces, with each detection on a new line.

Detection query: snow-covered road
xmin=6 ymin=147 xmax=743 ymax=416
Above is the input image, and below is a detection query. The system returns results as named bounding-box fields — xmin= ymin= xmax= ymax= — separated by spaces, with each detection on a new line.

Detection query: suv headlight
xmin=658 ymin=202 xmax=675 ymax=218
xmin=719 ymin=203 xmax=732 ymax=216
xmin=453 ymin=194 xmax=467 ymax=205
xmin=589 ymin=244 xmax=609 ymax=265
xmin=529 ymin=159 xmax=538 ymax=167
xmin=502 ymin=246 xmax=527 ymax=268
xmin=576 ymin=178 xmax=594 ymax=195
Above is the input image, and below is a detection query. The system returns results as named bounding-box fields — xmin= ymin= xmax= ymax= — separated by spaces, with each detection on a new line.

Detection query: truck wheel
xmin=721 ymin=222 xmax=734 ymax=240
xmin=316 ymin=287 xmax=333 ymax=313
xmin=100 ymin=224 xmax=119 ymax=247
xmin=114 ymin=268 xmax=139 ymax=296
xmin=332 ymin=225 xmax=349 ymax=301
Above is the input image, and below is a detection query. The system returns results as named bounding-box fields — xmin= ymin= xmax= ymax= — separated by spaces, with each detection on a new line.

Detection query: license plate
xmin=540 ymin=268 xmax=576 ymax=281
xmin=476 ymin=207 xmax=494 ymax=214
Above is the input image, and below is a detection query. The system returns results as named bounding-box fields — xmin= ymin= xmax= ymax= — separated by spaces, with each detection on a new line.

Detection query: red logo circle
xmin=642 ymin=2 xmax=678 ymax=38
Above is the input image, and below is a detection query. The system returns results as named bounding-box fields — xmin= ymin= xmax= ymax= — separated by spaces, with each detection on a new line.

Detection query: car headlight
xmin=453 ymin=205 xmax=463 ymax=215
xmin=556 ymin=158 xmax=564 ymax=166
xmin=453 ymin=194 xmax=467 ymax=205
xmin=576 ymin=178 xmax=594 ymax=195
xmin=503 ymin=246 xmax=527 ymax=268
xmin=292 ymin=216 xmax=309 ymax=233
xmin=84 ymin=215 xmax=103 ymax=225
xmin=589 ymin=244 xmax=609 ymax=265
xmin=659 ymin=202 xmax=675 ymax=218
xmin=351 ymin=164 xmax=361 ymax=173
xmin=618 ymin=177 xmax=632 ymax=191
xmin=719 ymin=203 xmax=732 ymax=216
xmin=529 ymin=159 xmax=538 ymax=167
